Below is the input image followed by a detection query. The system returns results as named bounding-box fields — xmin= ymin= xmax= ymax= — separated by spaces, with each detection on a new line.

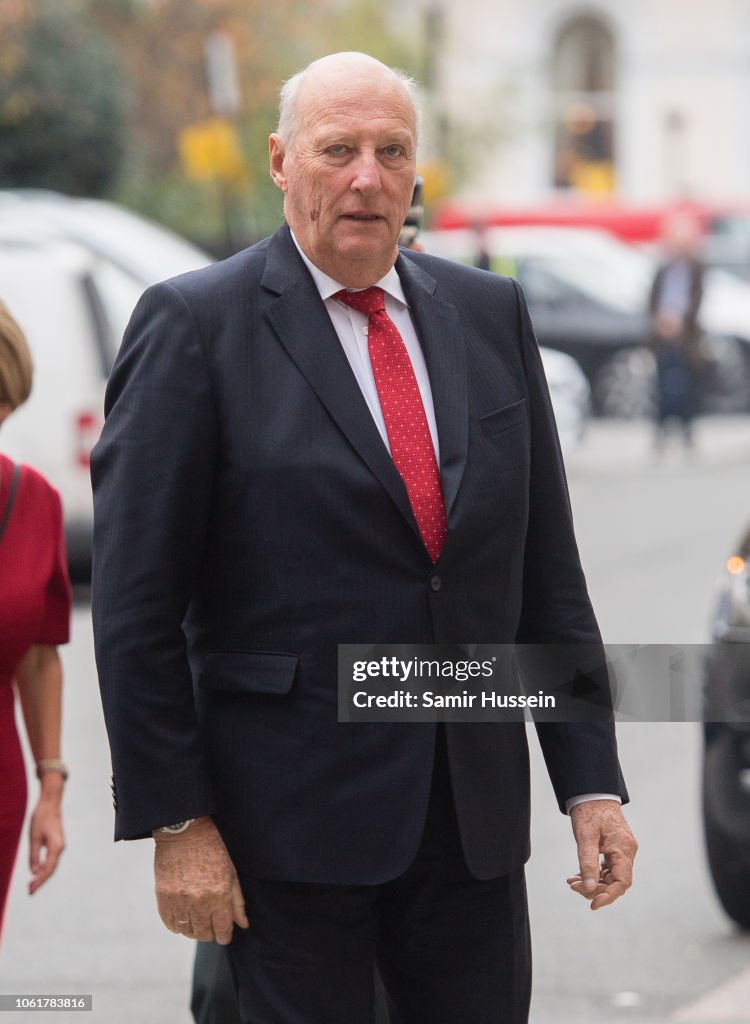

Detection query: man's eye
xmin=382 ymin=146 xmax=405 ymax=159
xmin=326 ymin=145 xmax=349 ymax=156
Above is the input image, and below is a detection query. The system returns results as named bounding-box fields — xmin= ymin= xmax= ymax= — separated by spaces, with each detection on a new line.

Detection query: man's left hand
xmin=567 ymin=800 xmax=637 ymax=910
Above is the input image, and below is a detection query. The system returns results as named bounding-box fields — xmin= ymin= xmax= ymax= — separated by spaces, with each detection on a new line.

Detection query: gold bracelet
xmin=36 ymin=759 xmax=69 ymax=782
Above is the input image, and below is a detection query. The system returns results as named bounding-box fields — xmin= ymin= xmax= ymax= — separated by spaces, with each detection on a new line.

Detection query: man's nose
xmin=350 ymin=153 xmax=382 ymax=195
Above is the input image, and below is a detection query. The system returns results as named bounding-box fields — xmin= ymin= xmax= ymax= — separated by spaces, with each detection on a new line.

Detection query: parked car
xmin=0 ymin=188 xmax=212 ymax=285
xmin=0 ymin=199 xmax=213 ymax=580
xmin=703 ymin=525 xmax=750 ymax=929
xmin=0 ymin=231 xmax=120 ymax=578
xmin=431 ymin=197 xmax=750 ymax=281
xmin=420 ymin=226 xmax=750 ymax=417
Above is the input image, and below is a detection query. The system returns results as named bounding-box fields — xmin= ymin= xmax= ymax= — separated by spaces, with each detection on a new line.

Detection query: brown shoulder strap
xmin=0 ymin=462 xmax=20 ymax=544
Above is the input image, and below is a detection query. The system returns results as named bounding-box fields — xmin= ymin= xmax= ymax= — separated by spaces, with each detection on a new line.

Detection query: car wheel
xmin=699 ymin=334 xmax=750 ymax=413
xmin=702 ymin=735 xmax=750 ymax=930
xmin=593 ymin=347 xmax=656 ymax=419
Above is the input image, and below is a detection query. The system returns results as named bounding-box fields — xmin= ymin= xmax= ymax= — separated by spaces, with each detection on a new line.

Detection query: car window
xmin=709 ymin=214 xmax=750 ymax=239
xmin=528 ymin=254 xmax=649 ymax=313
xmin=422 ymin=228 xmax=654 ymax=313
xmin=3 ymin=196 xmax=212 ymax=285
xmin=516 ymin=261 xmax=575 ymax=307
xmin=85 ymin=259 xmax=145 ymax=373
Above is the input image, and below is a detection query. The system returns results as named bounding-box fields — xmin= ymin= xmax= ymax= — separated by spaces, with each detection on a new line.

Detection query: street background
xmin=1 ymin=417 xmax=749 ymax=1023
xmin=3 ymin=0 xmax=750 ymax=1020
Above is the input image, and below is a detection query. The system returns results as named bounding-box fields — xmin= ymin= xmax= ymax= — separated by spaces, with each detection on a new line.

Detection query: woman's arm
xmin=15 ymin=644 xmax=65 ymax=894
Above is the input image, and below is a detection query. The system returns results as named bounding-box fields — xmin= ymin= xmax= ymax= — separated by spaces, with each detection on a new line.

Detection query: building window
xmin=552 ymin=14 xmax=616 ymax=195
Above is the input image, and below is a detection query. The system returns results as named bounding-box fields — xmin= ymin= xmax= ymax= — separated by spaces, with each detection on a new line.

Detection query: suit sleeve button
xmin=429 ymin=575 xmax=442 ymax=592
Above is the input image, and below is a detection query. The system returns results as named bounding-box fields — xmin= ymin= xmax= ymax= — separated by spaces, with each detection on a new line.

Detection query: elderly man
xmin=92 ymin=52 xmax=636 ymax=1024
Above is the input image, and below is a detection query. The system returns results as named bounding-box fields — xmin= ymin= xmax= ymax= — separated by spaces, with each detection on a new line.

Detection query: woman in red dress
xmin=0 ymin=300 xmax=71 ymax=943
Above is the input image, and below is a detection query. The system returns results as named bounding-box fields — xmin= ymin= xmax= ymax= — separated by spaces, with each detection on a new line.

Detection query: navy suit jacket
xmin=91 ymin=224 xmax=627 ymax=883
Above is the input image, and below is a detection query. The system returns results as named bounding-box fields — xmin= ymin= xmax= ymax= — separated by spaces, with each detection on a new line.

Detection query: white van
xmin=0 ymin=197 xmax=213 ymax=581
xmin=0 ymin=230 xmax=144 ymax=578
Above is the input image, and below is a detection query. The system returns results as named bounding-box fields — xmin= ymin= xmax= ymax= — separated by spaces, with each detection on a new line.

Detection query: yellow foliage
xmin=178 ymin=117 xmax=250 ymax=187
xmin=417 ymin=160 xmax=452 ymax=208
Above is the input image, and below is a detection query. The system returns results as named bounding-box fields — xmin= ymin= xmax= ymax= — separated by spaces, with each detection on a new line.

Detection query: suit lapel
xmin=396 ymin=253 xmax=468 ymax=521
xmin=261 ymin=227 xmax=469 ymax=543
xmin=261 ymin=227 xmax=420 ymax=540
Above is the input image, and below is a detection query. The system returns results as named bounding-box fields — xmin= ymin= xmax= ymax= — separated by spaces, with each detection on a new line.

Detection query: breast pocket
xmin=479 ymin=398 xmax=528 ymax=438
xmin=198 ymin=651 xmax=299 ymax=696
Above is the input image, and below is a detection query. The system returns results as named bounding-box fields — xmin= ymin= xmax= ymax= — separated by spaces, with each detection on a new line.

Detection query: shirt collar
xmin=290 ymin=229 xmax=408 ymax=308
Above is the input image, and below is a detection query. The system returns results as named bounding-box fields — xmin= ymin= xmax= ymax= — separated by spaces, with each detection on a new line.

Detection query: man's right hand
xmin=654 ymin=311 xmax=684 ymax=340
xmin=153 ymin=816 xmax=249 ymax=944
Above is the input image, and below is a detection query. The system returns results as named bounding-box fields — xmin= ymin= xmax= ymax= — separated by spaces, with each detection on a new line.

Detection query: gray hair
xmin=276 ymin=58 xmax=420 ymax=149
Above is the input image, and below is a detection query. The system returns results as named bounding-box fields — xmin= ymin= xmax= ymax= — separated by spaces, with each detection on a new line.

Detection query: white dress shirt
xmin=291 ymin=232 xmax=621 ymax=815
xmin=291 ymin=234 xmax=440 ymax=460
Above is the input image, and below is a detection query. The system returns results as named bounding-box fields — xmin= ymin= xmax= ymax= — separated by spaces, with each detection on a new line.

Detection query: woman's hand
xmin=28 ymin=789 xmax=65 ymax=894
xmin=15 ymin=644 xmax=66 ymax=894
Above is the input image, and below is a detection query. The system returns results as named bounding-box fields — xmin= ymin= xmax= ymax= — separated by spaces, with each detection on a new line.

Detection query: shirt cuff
xmin=565 ymin=793 xmax=622 ymax=814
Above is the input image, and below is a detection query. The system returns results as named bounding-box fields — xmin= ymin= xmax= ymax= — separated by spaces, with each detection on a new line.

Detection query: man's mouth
xmin=342 ymin=213 xmax=384 ymax=222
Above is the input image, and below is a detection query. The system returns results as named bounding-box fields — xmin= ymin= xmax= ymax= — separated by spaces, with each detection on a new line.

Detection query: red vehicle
xmin=434 ymin=199 xmax=670 ymax=242
xmin=431 ymin=199 xmax=750 ymax=278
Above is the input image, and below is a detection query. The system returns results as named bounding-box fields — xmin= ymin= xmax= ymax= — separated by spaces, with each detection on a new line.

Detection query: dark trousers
xmin=192 ymin=940 xmax=243 ymax=1024
xmin=192 ymin=942 xmax=390 ymax=1024
xmin=655 ymin=345 xmax=699 ymax=440
xmin=224 ymin=729 xmax=531 ymax=1024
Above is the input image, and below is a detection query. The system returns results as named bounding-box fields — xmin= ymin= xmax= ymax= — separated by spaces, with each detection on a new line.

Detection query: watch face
xmin=159 ymin=819 xmax=196 ymax=834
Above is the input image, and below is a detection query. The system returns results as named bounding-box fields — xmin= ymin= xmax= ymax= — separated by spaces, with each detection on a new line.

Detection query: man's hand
xmin=153 ymin=817 xmax=249 ymax=944
xmin=567 ymin=800 xmax=637 ymax=910
xmin=654 ymin=311 xmax=684 ymax=340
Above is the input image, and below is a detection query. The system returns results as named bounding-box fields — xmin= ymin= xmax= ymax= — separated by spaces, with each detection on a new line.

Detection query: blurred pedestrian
xmin=0 ymin=301 xmax=71 ymax=944
xmin=397 ymin=175 xmax=424 ymax=251
xmin=473 ymin=223 xmax=491 ymax=270
xmin=649 ymin=211 xmax=706 ymax=451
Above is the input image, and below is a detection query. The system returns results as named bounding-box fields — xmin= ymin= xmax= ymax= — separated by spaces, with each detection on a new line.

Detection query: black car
xmin=703 ymin=524 xmax=750 ymax=929
xmin=513 ymin=261 xmax=745 ymax=418
xmin=421 ymin=226 xmax=750 ymax=418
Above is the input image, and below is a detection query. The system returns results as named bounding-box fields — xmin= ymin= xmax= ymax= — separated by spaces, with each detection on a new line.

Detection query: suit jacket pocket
xmin=198 ymin=651 xmax=299 ymax=695
xmin=479 ymin=398 xmax=527 ymax=438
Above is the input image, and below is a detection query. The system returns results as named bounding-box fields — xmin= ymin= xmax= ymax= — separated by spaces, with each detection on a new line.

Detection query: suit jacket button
xmin=429 ymin=575 xmax=442 ymax=592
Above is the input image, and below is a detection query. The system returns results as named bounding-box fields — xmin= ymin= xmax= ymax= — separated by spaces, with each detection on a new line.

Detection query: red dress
xmin=0 ymin=455 xmax=71 ymax=936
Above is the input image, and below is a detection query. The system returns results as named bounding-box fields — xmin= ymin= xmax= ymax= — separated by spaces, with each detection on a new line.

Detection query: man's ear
xmin=269 ymin=134 xmax=287 ymax=192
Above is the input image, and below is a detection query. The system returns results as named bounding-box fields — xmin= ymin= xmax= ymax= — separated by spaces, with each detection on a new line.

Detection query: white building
xmin=415 ymin=0 xmax=750 ymax=202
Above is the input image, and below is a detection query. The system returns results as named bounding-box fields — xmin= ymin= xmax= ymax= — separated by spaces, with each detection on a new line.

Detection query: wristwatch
xmin=155 ymin=819 xmax=197 ymax=834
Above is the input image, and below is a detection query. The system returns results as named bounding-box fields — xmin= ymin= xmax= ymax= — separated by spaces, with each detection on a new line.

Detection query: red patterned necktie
xmin=334 ymin=286 xmax=446 ymax=562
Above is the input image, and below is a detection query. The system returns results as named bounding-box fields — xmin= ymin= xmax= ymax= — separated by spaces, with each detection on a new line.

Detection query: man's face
xmin=269 ymin=65 xmax=417 ymax=286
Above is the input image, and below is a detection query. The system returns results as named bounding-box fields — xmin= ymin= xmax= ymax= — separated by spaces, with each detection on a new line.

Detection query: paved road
xmin=528 ymin=415 xmax=750 ymax=1024
xmin=1 ymin=416 xmax=749 ymax=1022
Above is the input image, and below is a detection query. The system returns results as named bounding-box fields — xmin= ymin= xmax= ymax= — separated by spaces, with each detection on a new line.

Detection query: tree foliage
xmin=96 ymin=0 xmax=420 ymax=244
xmin=0 ymin=0 xmax=421 ymax=244
xmin=0 ymin=1 xmax=129 ymax=196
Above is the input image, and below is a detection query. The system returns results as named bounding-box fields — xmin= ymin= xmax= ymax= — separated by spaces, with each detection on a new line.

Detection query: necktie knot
xmin=334 ymin=286 xmax=385 ymax=317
